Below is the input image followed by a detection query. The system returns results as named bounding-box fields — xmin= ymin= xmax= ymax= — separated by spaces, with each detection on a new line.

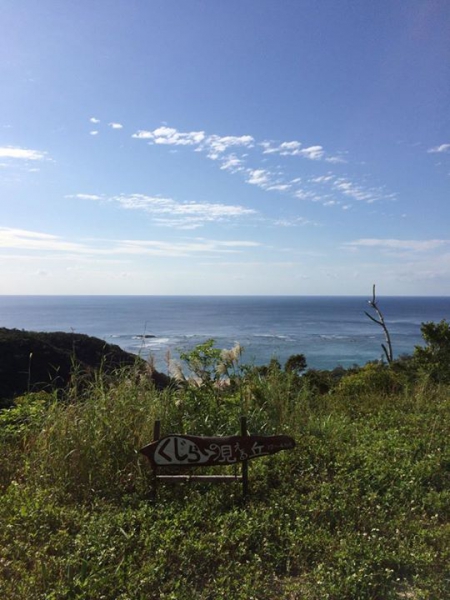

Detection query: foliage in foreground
xmin=1 ymin=334 xmax=450 ymax=599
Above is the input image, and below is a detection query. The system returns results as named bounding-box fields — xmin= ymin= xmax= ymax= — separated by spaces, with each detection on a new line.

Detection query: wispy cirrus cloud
xmin=72 ymin=192 xmax=256 ymax=229
xmin=427 ymin=143 xmax=450 ymax=154
xmin=132 ymin=127 xmax=255 ymax=170
xmin=204 ymin=134 xmax=254 ymax=159
xmin=131 ymin=123 xmax=334 ymax=170
xmin=132 ymin=126 xmax=206 ymax=146
xmin=132 ymin=124 xmax=338 ymax=166
xmin=332 ymin=178 xmax=381 ymax=203
xmin=219 ymin=154 xmax=246 ymax=173
xmin=246 ymin=168 xmax=272 ymax=188
xmin=70 ymin=189 xmax=317 ymax=231
xmin=261 ymin=140 xmax=325 ymax=160
xmin=0 ymin=227 xmax=88 ymax=253
xmin=274 ymin=216 xmax=317 ymax=227
xmin=308 ymin=174 xmax=393 ymax=208
xmin=128 ymin=123 xmax=393 ymax=210
xmin=261 ymin=140 xmax=345 ymax=164
xmin=114 ymin=238 xmax=260 ymax=257
xmin=261 ymin=140 xmax=300 ymax=155
xmin=0 ymin=227 xmax=261 ymax=259
xmin=344 ymin=238 xmax=450 ymax=252
xmin=311 ymin=174 xmax=335 ymax=184
xmin=0 ymin=147 xmax=47 ymax=161
xmin=245 ymin=168 xmax=293 ymax=192
xmin=266 ymin=183 xmax=291 ymax=192
xmin=87 ymin=117 xmax=123 ymax=133
xmin=66 ymin=193 xmax=103 ymax=201
xmin=325 ymin=155 xmax=347 ymax=164
xmin=199 ymin=260 xmax=302 ymax=268
xmin=300 ymin=146 xmax=325 ymax=161
xmin=114 ymin=194 xmax=256 ymax=229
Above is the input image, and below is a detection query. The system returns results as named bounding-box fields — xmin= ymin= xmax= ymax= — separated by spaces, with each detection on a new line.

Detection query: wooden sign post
xmin=140 ymin=416 xmax=295 ymax=499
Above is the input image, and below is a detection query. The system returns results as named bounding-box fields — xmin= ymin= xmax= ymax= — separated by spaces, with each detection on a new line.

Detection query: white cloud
xmin=333 ymin=178 xmax=379 ymax=203
xmin=90 ymin=117 xmax=100 ymax=123
xmin=246 ymin=168 xmax=271 ymax=188
xmin=132 ymin=130 xmax=153 ymax=139
xmin=128 ymin=123 xmax=395 ymax=211
xmin=219 ymin=154 xmax=245 ymax=173
xmin=77 ymin=192 xmax=256 ymax=229
xmin=0 ymin=147 xmax=47 ymax=160
xmin=117 ymin=194 xmax=254 ymax=217
xmin=212 ymin=240 xmax=260 ymax=248
xmin=427 ymin=143 xmax=450 ymax=154
xmin=0 ymin=227 xmax=88 ymax=253
xmin=266 ymin=183 xmax=291 ymax=192
xmin=109 ymin=122 xmax=123 ymax=129
xmin=310 ymin=174 xmax=393 ymax=206
xmin=311 ymin=174 xmax=335 ymax=183
xmin=326 ymin=155 xmax=347 ymax=164
xmin=132 ymin=126 xmax=205 ymax=146
xmin=274 ymin=216 xmax=315 ymax=227
xmin=300 ymin=145 xmax=324 ymax=160
xmin=67 ymin=193 xmax=103 ymax=201
xmin=0 ymin=227 xmax=261 ymax=261
xmin=132 ymin=126 xmax=253 ymax=161
xmin=261 ymin=140 xmax=324 ymax=160
xmin=200 ymin=260 xmax=300 ymax=268
xmin=262 ymin=140 xmax=301 ymax=155
xmin=276 ymin=141 xmax=301 ymax=154
xmin=345 ymin=239 xmax=450 ymax=252
xmin=112 ymin=238 xmax=260 ymax=257
xmin=90 ymin=131 xmax=99 ymax=136
xmin=294 ymin=189 xmax=316 ymax=200
xmin=204 ymin=134 xmax=254 ymax=159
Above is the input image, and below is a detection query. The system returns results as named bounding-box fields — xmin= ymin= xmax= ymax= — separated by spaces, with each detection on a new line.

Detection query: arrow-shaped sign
xmin=140 ymin=433 xmax=295 ymax=468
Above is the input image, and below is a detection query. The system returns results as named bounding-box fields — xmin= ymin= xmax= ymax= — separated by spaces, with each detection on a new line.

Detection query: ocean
xmin=1 ymin=295 xmax=449 ymax=372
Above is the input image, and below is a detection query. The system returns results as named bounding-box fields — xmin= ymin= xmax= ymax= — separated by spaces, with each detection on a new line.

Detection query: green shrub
xmin=413 ymin=320 xmax=450 ymax=383
xmin=0 ymin=391 xmax=55 ymax=490
xmin=336 ymin=362 xmax=405 ymax=399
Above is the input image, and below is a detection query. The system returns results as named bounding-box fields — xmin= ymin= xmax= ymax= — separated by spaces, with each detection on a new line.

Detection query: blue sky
xmin=1 ymin=0 xmax=450 ymax=295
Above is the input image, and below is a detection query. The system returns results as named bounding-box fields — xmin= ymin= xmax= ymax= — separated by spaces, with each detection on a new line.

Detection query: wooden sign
xmin=140 ymin=433 xmax=295 ymax=468
xmin=140 ymin=418 xmax=295 ymax=499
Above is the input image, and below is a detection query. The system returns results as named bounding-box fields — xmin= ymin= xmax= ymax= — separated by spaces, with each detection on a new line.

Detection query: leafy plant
xmin=336 ymin=362 xmax=405 ymax=399
xmin=413 ymin=319 xmax=450 ymax=383
xmin=284 ymin=353 xmax=307 ymax=375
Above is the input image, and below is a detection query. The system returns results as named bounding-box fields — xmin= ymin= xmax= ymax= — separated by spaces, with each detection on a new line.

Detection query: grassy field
xmin=0 ymin=338 xmax=449 ymax=599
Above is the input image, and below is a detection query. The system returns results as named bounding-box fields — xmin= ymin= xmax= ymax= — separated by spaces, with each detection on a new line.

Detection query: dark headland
xmin=0 ymin=328 xmax=170 ymax=407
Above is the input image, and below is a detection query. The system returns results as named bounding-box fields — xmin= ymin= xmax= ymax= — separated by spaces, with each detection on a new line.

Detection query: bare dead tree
xmin=365 ymin=284 xmax=393 ymax=364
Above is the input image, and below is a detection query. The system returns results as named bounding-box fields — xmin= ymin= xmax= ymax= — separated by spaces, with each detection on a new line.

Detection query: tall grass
xmin=1 ymin=352 xmax=449 ymax=599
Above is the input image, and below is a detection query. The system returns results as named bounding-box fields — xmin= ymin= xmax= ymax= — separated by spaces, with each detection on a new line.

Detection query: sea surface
xmin=1 ymin=295 xmax=449 ymax=372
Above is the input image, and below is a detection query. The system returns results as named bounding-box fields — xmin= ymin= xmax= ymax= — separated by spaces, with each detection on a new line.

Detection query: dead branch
xmin=364 ymin=284 xmax=393 ymax=364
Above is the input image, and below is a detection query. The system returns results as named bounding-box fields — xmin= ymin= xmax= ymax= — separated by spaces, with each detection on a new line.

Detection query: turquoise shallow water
xmin=1 ymin=295 xmax=449 ymax=372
